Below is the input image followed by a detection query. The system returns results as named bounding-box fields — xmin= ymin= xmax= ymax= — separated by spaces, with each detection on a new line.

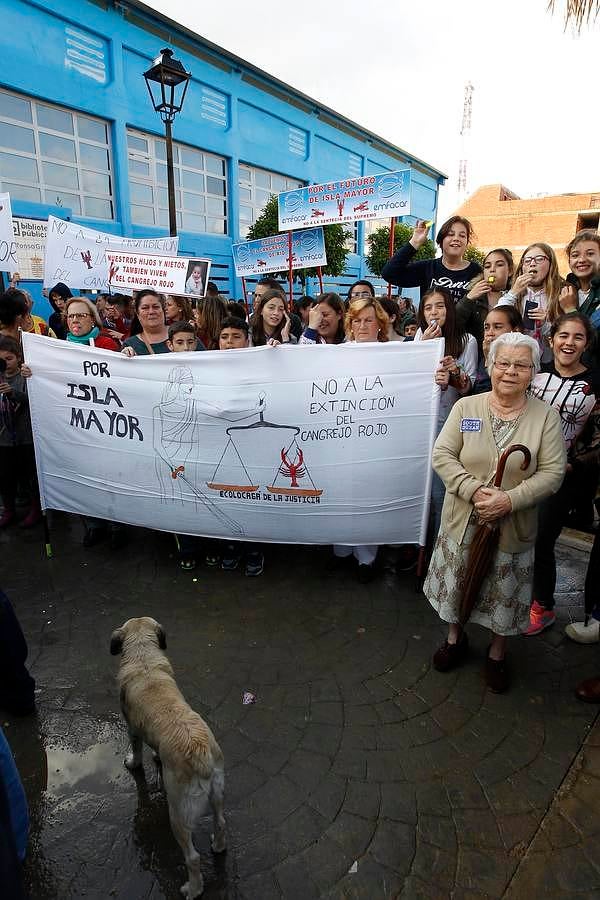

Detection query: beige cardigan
xmin=433 ymin=393 xmax=566 ymax=554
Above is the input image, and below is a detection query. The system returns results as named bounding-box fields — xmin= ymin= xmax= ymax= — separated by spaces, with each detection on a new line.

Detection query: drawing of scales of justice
xmin=207 ymin=398 xmax=323 ymax=498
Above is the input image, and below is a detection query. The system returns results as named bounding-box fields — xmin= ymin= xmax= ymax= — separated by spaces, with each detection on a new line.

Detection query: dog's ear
xmin=110 ymin=628 xmax=124 ymax=655
xmin=155 ymin=622 xmax=167 ymax=650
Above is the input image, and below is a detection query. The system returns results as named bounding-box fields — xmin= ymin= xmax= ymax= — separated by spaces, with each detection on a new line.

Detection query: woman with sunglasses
xmin=525 ymin=313 xmax=600 ymax=637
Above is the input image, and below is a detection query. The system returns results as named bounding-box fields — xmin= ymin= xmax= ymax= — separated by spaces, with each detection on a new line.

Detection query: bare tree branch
xmin=548 ymin=0 xmax=600 ymax=29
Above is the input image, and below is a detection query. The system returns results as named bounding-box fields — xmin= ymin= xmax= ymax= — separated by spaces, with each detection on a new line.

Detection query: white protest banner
xmin=23 ymin=333 xmax=443 ymax=546
xmin=106 ymin=252 xmax=211 ymax=297
xmin=43 ymin=216 xmax=179 ymax=290
xmin=0 ymin=193 xmax=17 ymax=273
xmin=277 ymin=170 xmax=411 ymax=230
xmin=231 ymin=227 xmax=327 ymax=277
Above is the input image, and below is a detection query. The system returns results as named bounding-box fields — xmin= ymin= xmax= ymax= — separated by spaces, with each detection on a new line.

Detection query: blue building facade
xmin=0 ymin=0 xmax=445 ymax=317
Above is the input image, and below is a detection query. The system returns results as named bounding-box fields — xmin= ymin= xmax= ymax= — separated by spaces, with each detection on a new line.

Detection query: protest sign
xmin=23 ymin=334 xmax=443 ymax=546
xmin=12 ymin=217 xmax=47 ymax=280
xmin=0 ymin=193 xmax=17 ymax=273
xmin=232 ymin=227 xmax=327 ymax=276
xmin=106 ymin=252 xmax=211 ymax=297
xmin=43 ymin=216 xmax=179 ymax=290
xmin=278 ymin=170 xmax=411 ymax=230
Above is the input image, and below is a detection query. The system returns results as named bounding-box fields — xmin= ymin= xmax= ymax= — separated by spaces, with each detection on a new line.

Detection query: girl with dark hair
xmin=457 ymin=248 xmax=515 ymax=351
xmin=194 ymin=295 xmax=228 ymax=350
xmin=382 ymin=216 xmax=481 ymax=303
xmin=250 ymin=289 xmax=295 ymax=346
xmin=414 ymin=287 xmax=478 ymax=536
xmin=472 ymin=306 xmax=523 ymax=395
xmin=300 ymin=293 xmax=346 ymax=345
xmin=48 ymin=282 xmax=72 ymax=339
xmin=122 ymin=290 xmax=169 ymax=356
xmin=378 ymin=298 xmax=405 ymax=341
xmin=525 ymin=312 xmax=600 ymax=638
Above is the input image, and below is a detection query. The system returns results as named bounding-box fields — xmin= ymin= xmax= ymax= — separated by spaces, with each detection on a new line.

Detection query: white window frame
xmin=0 ymin=88 xmax=114 ymax=219
xmin=238 ymin=163 xmax=304 ymax=238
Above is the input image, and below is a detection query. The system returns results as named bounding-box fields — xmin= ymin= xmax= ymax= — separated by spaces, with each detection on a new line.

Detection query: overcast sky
xmin=146 ymin=0 xmax=599 ymax=220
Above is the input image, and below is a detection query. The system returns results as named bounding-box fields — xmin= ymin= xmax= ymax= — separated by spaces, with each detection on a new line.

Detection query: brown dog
xmin=110 ymin=616 xmax=225 ymax=898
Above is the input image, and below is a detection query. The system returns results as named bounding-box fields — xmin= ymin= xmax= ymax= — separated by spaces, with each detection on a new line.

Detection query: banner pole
xmin=387 ymin=217 xmax=396 ymax=298
xmin=287 ymin=232 xmax=294 ymax=310
xmin=42 ymin=510 xmax=53 ymax=559
xmin=317 ymin=266 xmax=324 ymax=295
xmin=241 ymin=276 xmax=249 ymax=319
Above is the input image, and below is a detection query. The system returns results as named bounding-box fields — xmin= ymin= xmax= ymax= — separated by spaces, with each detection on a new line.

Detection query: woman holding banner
xmin=122 ymin=290 xmax=170 ymax=356
xmin=299 ymin=293 xmax=346 ymax=345
xmin=331 ymin=297 xmax=390 ymax=583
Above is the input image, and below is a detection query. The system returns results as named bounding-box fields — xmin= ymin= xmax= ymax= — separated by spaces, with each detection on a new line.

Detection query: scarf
xmin=67 ymin=326 xmax=100 ymax=345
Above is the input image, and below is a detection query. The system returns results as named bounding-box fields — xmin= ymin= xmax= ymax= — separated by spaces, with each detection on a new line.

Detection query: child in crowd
xmin=0 ymin=336 xmax=41 ymax=528
xmin=217 ymin=316 xmax=264 ymax=576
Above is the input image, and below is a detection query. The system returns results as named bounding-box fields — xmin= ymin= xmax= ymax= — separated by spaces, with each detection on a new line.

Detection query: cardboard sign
xmin=105 ymin=252 xmax=211 ymax=297
xmin=0 ymin=193 xmax=16 ymax=273
xmin=43 ymin=216 xmax=179 ymax=290
xmin=277 ymin=170 xmax=411 ymax=230
xmin=232 ymin=227 xmax=327 ymax=276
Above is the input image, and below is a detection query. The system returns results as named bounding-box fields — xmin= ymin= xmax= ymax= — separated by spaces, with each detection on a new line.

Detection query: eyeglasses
xmin=522 ymin=255 xmax=549 ymax=266
xmin=67 ymin=313 xmax=92 ymax=321
xmin=494 ymin=360 xmax=533 ymax=372
xmin=350 ymin=290 xmax=373 ymax=299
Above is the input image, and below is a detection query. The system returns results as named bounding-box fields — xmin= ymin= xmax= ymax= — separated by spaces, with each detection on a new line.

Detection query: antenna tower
xmin=457 ymin=82 xmax=474 ymax=197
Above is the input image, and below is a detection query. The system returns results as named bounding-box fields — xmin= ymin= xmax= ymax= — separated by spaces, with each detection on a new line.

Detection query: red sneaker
xmin=524 ymin=599 xmax=555 ymax=636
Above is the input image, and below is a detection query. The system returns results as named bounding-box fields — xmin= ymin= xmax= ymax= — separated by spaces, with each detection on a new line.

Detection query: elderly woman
xmin=63 ymin=297 xmax=121 ymax=350
xmin=424 ymin=332 xmax=566 ymax=692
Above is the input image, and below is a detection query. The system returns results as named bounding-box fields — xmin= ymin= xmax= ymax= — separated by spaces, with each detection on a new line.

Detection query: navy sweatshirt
xmin=381 ymin=242 xmax=481 ymax=303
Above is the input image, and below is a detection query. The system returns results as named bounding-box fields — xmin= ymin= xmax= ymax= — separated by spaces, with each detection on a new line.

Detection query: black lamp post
xmin=143 ymin=48 xmax=191 ymax=236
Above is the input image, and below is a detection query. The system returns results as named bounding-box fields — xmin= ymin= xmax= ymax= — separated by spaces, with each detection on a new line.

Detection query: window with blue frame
xmin=238 ymin=164 xmax=303 ymax=238
xmin=0 ymin=88 xmax=114 ymax=219
xmin=126 ymin=129 xmax=228 ymax=234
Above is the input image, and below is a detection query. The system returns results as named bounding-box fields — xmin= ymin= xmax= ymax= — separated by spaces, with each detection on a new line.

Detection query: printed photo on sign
xmin=106 ymin=251 xmax=211 ymax=297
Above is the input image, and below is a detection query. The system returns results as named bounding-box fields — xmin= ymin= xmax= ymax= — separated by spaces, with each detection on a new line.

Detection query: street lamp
xmin=143 ymin=48 xmax=191 ymax=236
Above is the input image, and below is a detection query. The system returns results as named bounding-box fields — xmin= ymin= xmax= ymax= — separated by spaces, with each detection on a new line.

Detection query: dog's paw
xmin=211 ymin=833 xmax=227 ymax=854
xmin=124 ymin=753 xmax=143 ymax=770
xmin=180 ymin=880 xmax=204 ymax=898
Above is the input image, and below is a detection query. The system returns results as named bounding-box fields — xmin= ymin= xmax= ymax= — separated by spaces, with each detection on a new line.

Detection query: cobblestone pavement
xmin=2 ymin=515 xmax=599 ymax=899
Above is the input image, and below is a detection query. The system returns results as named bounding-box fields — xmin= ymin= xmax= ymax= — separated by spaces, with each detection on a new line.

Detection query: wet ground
xmin=3 ymin=513 xmax=600 ymax=899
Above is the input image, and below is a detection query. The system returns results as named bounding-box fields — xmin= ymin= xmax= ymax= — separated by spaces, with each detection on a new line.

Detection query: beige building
xmin=454 ymin=184 xmax=600 ymax=273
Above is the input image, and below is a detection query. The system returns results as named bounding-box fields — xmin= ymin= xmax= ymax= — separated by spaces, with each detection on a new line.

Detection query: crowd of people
xmin=1 ymin=216 xmax=600 ymax=697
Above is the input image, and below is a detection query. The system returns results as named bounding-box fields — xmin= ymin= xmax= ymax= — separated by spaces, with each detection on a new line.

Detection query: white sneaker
xmin=565 ymin=620 xmax=600 ymax=644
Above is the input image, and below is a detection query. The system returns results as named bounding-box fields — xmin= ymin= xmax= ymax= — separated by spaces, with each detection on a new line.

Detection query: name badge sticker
xmin=460 ymin=417 xmax=482 ymax=432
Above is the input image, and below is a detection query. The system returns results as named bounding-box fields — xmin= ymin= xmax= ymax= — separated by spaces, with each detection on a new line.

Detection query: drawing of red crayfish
xmin=354 ymin=201 xmax=369 ymax=212
xmin=311 ymin=209 xmax=325 ymax=217
xmin=81 ymin=250 xmax=93 ymax=269
xmin=279 ymin=447 xmax=305 ymax=487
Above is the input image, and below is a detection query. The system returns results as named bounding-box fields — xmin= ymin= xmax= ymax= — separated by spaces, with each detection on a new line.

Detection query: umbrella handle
xmin=494 ymin=443 xmax=531 ymax=488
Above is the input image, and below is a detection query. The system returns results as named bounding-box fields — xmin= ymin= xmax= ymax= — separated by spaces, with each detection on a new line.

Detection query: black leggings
xmin=533 ymin=468 xmax=598 ymax=610
xmin=0 ymin=444 xmax=38 ymax=509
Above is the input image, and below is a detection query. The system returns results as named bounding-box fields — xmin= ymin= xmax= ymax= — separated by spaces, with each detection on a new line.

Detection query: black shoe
xmin=485 ymin=652 xmax=509 ymax=693
xmin=396 ymin=545 xmax=418 ymax=572
xmin=110 ymin=525 xmax=129 ymax=551
xmin=357 ymin=564 xmax=375 ymax=584
xmin=83 ymin=527 xmax=108 ymax=548
xmin=433 ymin=632 xmax=469 ymax=672
xmin=245 ymin=552 xmax=264 ymax=577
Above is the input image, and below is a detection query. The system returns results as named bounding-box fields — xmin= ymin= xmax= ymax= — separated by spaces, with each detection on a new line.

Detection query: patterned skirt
xmin=423 ymin=519 xmax=534 ymax=636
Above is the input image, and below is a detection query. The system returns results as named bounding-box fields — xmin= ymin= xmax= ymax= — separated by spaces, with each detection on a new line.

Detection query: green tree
xmin=464 ymin=245 xmax=485 ymax=265
xmin=246 ymin=194 xmax=351 ymax=282
xmin=365 ymin=222 xmax=435 ymax=277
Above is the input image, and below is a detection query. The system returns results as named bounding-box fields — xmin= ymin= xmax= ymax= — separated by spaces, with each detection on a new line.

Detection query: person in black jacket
xmin=47 ymin=282 xmax=72 ymax=339
xmin=382 ymin=216 xmax=481 ymax=304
